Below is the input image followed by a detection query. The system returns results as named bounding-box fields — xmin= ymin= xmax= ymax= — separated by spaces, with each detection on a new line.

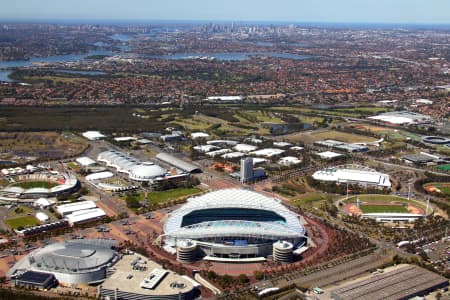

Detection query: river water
xmin=0 ymin=33 xmax=313 ymax=82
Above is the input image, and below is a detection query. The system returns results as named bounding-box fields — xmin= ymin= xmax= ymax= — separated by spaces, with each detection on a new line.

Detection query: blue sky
xmin=1 ymin=0 xmax=450 ymax=24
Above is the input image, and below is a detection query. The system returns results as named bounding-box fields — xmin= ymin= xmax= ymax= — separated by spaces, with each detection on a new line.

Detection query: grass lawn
xmin=294 ymin=192 xmax=327 ymax=204
xmin=8 ymin=205 xmax=34 ymax=217
xmin=344 ymin=194 xmax=406 ymax=204
xmin=5 ymin=216 xmax=39 ymax=229
xmin=285 ymin=129 xmax=378 ymax=144
xmin=147 ymin=187 xmax=203 ymax=205
xmin=11 ymin=181 xmax=59 ymax=189
xmin=441 ymin=187 xmax=450 ymax=195
xmin=360 ymin=205 xmax=408 ymax=214
xmin=436 ymin=164 xmax=450 ymax=172
xmin=343 ymin=194 xmax=427 ymax=211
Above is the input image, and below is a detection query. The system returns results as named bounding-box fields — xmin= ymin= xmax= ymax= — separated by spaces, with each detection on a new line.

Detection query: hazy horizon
xmin=1 ymin=0 xmax=450 ymax=25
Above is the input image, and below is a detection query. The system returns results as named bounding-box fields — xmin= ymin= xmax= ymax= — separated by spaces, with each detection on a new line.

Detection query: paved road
xmin=374 ymin=159 xmax=450 ymax=177
xmin=195 ymin=274 xmax=221 ymax=295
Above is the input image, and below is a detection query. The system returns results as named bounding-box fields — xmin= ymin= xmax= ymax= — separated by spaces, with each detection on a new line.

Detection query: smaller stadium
xmin=0 ymin=171 xmax=80 ymax=201
xmin=422 ymin=136 xmax=450 ymax=146
xmin=312 ymin=164 xmax=391 ymax=188
xmin=341 ymin=194 xmax=432 ymax=222
xmin=162 ymin=189 xmax=307 ymax=263
xmin=8 ymin=239 xmax=119 ymax=285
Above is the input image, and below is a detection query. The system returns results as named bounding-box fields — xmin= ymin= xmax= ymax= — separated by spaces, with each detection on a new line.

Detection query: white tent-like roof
xmin=36 ymin=212 xmax=49 ymax=222
xmin=65 ymin=208 xmax=106 ymax=226
xmin=191 ymin=132 xmax=209 ymax=139
xmin=82 ymin=131 xmax=106 ymax=140
xmin=233 ymin=144 xmax=257 ymax=153
xmin=85 ymin=171 xmax=114 ymax=181
xmin=76 ymin=157 xmax=96 ymax=167
xmin=34 ymin=198 xmax=53 ymax=208
xmin=316 ymin=151 xmax=343 ymax=159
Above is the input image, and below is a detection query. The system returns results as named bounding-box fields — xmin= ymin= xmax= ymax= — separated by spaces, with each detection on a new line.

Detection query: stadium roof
xmin=9 ymin=239 xmax=118 ymax=278
xmin=164 ymin=189 xmax=305 ymax=242
xmin=156 ymin=153 xmax=201 ymax=173
xmin=167 ymin=220 xmax=303 ymax=240
xmin=129 ymin=163 xmax=167 ymax=181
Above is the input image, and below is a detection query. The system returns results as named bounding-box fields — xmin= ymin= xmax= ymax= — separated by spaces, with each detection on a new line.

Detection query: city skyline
xmin=1 ymin=0 xmax=450 ymax=24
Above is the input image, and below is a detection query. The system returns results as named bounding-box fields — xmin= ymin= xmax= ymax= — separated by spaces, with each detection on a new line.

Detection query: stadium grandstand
xmin=312 ymin=164 xmax=391 ymax=188
xmin=162 ymin=189 xmax=307 ymax=262
xmin=0 ymin=173 xmax=79 ymax=201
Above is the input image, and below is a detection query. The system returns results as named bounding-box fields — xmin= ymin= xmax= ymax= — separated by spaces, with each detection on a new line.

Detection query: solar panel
xmin=16 ymin=271 xmax=54 ymax=284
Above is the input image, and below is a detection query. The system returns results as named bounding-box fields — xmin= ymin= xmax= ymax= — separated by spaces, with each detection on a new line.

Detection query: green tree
xmin=253 ymin=270 xmax=264 ymax=280
xmin=237 ymin=274 xmax=249 ymax=284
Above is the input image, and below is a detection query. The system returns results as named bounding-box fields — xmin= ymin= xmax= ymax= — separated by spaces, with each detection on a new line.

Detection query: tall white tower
xmin=240 ymin=157 xmax=254 ymax=184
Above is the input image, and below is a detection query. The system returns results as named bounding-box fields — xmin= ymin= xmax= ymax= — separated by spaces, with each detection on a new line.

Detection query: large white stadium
xmin=162 ymin=189 xmax=307 ymax=262
xmin=8 ymin=239 xmax=119 ymax=285
xmin=97 ymin=150 xmax=167 ymax=182
xmin=312 ymin=164 xmax=391 ymax=188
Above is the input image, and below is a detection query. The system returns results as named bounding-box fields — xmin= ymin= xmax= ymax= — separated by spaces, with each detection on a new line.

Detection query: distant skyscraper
xmin=240 ymin=157 xmax=253 ymax=184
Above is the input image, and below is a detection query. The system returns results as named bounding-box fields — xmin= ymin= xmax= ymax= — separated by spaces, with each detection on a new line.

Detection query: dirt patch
xmin=343 ymin=203 xmax=362 ymax=215
xmin=407 ymin=205 xmax=425 ymax=215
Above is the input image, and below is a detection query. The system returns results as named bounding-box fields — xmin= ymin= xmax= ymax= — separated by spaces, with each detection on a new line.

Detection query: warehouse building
xmin=156 ymin=153 xmax=201 ymax=173
xmin=314 ymin=140 xmax=369 ymax=153
xmin=312 ymin=164 xmax=391 ymax=188
xmin=330 ymin=264 xmax=448 ymax=300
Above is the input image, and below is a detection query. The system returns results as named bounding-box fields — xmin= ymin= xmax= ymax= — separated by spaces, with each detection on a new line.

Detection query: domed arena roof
xmin=8 ymin=239 xmax=119 ymax=284
xmin=129 ymin=163 xmax=167 ymax=181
